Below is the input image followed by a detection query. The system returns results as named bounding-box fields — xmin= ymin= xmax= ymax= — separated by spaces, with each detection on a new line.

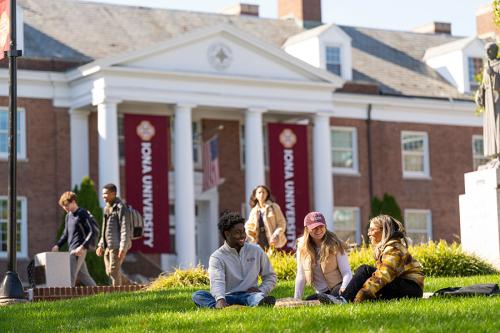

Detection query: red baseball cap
xmin=304 ymin=212 xmax=326 ymax=230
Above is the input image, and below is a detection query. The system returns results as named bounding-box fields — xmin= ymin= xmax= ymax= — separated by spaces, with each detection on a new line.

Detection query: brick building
xmin=0 ymin=0 xmax=494 ymax=280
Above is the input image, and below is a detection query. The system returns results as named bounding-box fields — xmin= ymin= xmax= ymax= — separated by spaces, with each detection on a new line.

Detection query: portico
xmin=65 ymin=24 xmax=342 ymax=269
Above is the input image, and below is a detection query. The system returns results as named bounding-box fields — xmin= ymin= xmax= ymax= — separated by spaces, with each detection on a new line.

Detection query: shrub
xmin=268 ymin=249 xmax=297 ymax=281
xmin=410 ymin=240 xmax=498 ymax=277
xmin=348 ymin=240 xmax=499 ymax=277
xmin=147 ymin=266 xmax=209 ymax=291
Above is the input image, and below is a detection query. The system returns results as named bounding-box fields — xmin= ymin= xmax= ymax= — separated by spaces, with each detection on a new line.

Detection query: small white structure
xmin=34 ymin=252 xmax=72 ymax=287
xmin=459 ymin=168 xmax=500 ymax=268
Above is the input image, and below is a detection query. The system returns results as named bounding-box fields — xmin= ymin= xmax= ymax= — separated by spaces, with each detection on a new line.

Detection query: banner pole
xmin=0 ymin=0 xmax=25 ymax=302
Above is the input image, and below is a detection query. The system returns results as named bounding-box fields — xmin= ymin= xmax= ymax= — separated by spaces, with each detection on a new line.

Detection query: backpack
xmin=431 ymin=283 xmax=500 ymax=297
xmin=76 ymin=210 xmax=100 ymax=250
xmin=126 ymin=205 xmax=144 ymax=240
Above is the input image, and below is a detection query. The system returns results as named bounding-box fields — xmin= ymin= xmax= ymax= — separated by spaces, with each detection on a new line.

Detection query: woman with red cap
xmin=294 ymin=211 xmax=352 ymax=301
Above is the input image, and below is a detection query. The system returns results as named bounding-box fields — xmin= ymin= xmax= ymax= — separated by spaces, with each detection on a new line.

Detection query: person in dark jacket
xmin=96 ymin=183 xmax=131 ymax=286
xmin=52 ymin=191 xmax=96 ymax=287
xmin=318 ymin=214 xmax=424 ymax=304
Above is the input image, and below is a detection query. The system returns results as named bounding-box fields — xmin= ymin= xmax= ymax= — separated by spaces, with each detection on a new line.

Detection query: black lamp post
xmin=0 ymin=0 xmax=25 ymax=301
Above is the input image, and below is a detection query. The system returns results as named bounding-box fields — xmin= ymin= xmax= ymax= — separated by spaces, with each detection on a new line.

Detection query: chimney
xmin=412 ymin=22 xmax=452 ymax=35
xmin=221 ymin=3 xmax=259 ymax=16
xmin=476 ymin=4 xmax=500 ymax=39
xmin=278 ymin=0 xmax=322 ymax=29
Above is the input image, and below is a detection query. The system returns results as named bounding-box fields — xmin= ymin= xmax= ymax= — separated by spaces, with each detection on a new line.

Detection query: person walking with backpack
xmin=96 ymin=183 xmax=131 ymax=286
xmin=52 ymin=191 xmax=97 ymax=287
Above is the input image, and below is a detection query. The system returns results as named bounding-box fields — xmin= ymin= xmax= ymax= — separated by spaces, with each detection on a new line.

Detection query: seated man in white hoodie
xmin=192 ymin=211 xmax=277 ymax=308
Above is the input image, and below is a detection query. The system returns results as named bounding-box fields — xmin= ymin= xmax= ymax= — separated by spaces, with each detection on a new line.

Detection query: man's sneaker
xmin=257 ymin=295 xmax=276 ymax=307
xmin=317 ymin=293 xmax=347 ymax=305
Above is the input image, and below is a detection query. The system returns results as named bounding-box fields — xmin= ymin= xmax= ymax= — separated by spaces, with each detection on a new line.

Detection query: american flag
xmin=202 ymin=135 xmax=220 ymax=191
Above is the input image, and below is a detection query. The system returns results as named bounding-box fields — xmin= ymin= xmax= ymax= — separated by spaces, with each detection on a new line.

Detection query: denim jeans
xmin=192 ymin=290 xmax=267 ymax=308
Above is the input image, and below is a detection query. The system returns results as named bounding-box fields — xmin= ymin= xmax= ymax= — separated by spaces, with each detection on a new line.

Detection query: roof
xmin=339 ymin=26 xmax=470 ymax=99
xmin=18 ymin=0 xmax=472 ymax=100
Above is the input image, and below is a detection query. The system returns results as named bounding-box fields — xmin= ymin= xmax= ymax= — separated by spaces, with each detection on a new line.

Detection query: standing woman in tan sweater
xmin=245 ymin=185 xmax=287 ymax=250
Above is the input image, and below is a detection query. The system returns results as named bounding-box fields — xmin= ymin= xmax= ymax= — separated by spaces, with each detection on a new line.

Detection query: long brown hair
xmin=298 ymin=227 xmax=348 ymax=269
xmin=248 ymin=185 xmax=274 ymax=208
xmin=370 ymin=214 xmax=407 ymax=259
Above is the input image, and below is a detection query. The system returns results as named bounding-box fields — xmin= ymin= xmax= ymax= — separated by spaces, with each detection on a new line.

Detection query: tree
xmin=370 ymin=193 xmax=403 ymax=223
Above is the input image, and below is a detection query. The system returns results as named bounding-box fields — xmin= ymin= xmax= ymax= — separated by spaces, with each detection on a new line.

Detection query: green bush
xmin=147 ymin=266 xmax=209 ymax=291
xmin=268 ymin=250 xmax=297 ymax=281
xmin=410 ymin=240 xmax=498 ymax=277
xmin=348 ymin=240 xmax=499 ymax=277
xmin=147 ymin=241 xmax=499 ymax=290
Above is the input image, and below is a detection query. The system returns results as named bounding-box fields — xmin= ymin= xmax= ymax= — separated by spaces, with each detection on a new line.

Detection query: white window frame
xmin=472 ymin=135 xmax=488 ymax=170
xmin=333 ymin=207 xmax=361 ymax=244
xmin=467 ymin=57 xmax=482 ymax=93
xmin=401 ymin=131 xmax=430 ymax=179
xmin=0 ymin=108 xmax=27 ymax=160
xmin=325 ymin=44 xmax=342 ymax=77
xmin=404 ymin=209 xmax=432 ymax=244
xmin=0 ymin=196 xmax=28 ymax=259
xmin=331 ymin=126 xmax=359 ymax=175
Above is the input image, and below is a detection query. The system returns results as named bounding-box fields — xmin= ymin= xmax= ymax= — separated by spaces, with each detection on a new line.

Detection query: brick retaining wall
xmin=26 ymin=285 xmax=146 ymax=302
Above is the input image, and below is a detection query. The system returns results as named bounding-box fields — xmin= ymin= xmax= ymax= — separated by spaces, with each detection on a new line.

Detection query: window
xmin=331 ymin=127 xmax=358 ymax=174
xmin=404 ymin=209 xmax=432 ymax=244
xmin=0 ymin=197 xmax=28 ymax=258
xmin=0 ymin=109 xmax=26 ymax=159
xmin=468 ymin=57 xmax=483 ymax=92
xmin=240 ymin=124 xmax=245 ymax=168
xmin=326 ymin=46 xmax=342 ymax=76
xmin=401 ymin=131 xmax=430 ymax=178
xmin=472 ymin=135 xmax=489 ymax=170
xmin=333 ymin=207 xmax=360 ymax=244
xmin=192 ymin=121 xmax=201 ymax=167
xmin=118 ymin=113 xmax=124 ymax=163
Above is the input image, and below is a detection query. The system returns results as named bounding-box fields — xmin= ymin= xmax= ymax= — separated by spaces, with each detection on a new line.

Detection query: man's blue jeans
xmin=192 ymin=290 xmax=266 ymax=308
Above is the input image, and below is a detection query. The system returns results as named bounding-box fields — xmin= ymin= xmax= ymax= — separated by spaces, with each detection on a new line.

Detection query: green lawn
xmin=1 ymin=275 xmax=499 ymax=333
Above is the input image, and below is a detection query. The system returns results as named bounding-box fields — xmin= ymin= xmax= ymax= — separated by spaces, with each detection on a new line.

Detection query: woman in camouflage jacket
xmin=318 ymin=214 xmax=424 ymax=304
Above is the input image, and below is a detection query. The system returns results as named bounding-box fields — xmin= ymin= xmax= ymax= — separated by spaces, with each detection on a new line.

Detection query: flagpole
xmin=0 ymin=0 xmax=25 ymax=302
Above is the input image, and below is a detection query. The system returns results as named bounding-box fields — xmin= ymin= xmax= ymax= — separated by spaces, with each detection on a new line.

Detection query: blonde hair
xmin=59 ymin=191 xmax=77 ymax=207
xmin=370 ymin=214 xmax=407 ymax=259
xmin=298 ymin=227 xmax=348 ymax=270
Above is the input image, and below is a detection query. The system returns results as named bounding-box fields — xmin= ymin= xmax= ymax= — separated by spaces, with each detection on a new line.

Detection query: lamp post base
xmin=0 ymin=271 xmax=25 ymax=301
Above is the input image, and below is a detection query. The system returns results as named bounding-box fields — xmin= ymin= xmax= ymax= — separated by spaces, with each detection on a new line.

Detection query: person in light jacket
xmin=192 ymin=211 xmax=276 ymax=308
xmin=294 ymin=212 xmax=352 ymax=301
xmin=245 ymin=185 xmax=287 ymax=250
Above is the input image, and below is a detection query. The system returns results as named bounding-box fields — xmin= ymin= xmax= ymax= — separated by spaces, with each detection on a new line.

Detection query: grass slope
xmin=0 ymin=275 xmax=499 ymax=333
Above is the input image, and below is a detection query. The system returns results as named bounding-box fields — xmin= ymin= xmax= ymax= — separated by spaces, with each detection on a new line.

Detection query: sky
xmin=85 ymin=0 xmax=491 ymax=37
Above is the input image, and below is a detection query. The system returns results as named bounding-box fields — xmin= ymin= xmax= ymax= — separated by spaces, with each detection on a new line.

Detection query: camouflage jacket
xmin=354 ymin=238 xmax=424 ymax=302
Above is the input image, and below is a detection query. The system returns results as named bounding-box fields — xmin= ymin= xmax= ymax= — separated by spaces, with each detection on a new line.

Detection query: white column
xmin=97 ymin=100 xmax=121 ymax=195
xmin=174 ymin=104 xmax=197 ymax=268
xmin=313 ymin=112 xmax=334 ymax=230
xmin=244 ymin=107 xmax=266 ymax=214
xmin=69 ymin=109 xmax=90 ymax=189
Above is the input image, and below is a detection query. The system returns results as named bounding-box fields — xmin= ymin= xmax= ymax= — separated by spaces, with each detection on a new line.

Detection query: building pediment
xmin=72 ymin=24 xmax=343 ymax=87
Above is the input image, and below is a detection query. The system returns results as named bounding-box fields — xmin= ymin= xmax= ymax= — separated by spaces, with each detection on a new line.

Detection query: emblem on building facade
xmin=207 ymin=42 xmax=233 ymax=71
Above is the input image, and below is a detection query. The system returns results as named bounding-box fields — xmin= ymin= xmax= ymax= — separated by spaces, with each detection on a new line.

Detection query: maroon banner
xmin=0 ymin=0 xmax=10 ymax=60
xmin=124 ymin=114 xmax=170 ymax=253
xmin=268 ymin=123 xmax=310 ymax=248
